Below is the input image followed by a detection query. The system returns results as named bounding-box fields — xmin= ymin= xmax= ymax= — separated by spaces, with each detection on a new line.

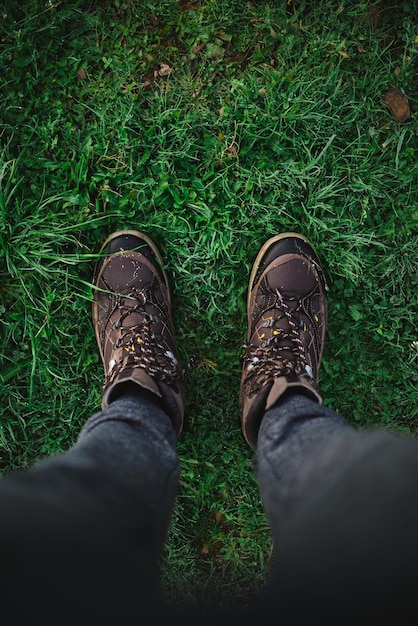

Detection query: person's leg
xmin=256 ymin=393 xmax=418 ymax=622
xmin=0 ymin=388 xmax=178 ymax=622
xmin=254 ymin=392 xmax=352 ymax=535
xmin=0 ymin=230 xmax=186 ymax=624
xmin=240 ymin=233 xmax=418 ymax=621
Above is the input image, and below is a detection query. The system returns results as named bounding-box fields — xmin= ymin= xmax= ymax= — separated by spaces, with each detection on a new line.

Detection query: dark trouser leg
xmin=255 ymin=393 xmax=418 ymax=622
xmin=0 ymin=390 xmax=179 ymax=624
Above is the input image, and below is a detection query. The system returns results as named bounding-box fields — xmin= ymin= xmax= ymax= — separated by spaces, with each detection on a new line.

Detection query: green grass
xmin=1 ymin=0 xmax=417 ymax=608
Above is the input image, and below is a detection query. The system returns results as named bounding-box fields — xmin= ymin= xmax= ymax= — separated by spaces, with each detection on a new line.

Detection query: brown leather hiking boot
xmin=240 ymin=233 xmax=328 ymax=449
xmin=92 ymin=230 xmax=185 ymax=434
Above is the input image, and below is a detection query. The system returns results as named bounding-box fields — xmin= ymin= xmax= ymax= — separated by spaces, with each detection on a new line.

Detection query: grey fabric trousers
xmin=1 ymin=389 xmax=418 ymax=624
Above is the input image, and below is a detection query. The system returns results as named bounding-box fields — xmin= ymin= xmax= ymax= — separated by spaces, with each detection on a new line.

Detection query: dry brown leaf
xmin=225 ymin=142 xmax=239 ymax=158
xmin=200 ymin=544 xmax=210 ymax=557
xmin=157 ymin=63 xmax=172 ymax=77
xmin=177 ymin=0 xmax=199 ymax=10
xmin=192 ymin=43 xmax=205 ymax=55
xmin=382 ymin=87 xmax=411 ymax=122
xmin=76 ymin=67 xmax=86 ymax=81
xmin=368 ymin=6 xmax=380 ymax=28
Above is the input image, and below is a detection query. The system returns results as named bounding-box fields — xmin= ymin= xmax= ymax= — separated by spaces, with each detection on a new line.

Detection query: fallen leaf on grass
xmin=192 ymin=42 xmax=205 ymax=55
xmin=177 ymin=0 xmax=199 ymax=10
xmin=224 ymin=142 xmax=239 ymax=159
xmin=155 ymin=63 xmax=172 ymax=78
xmin=76 ymin=67 xmax=86 ymax=81
xmin=368 ymin=6 xmax=380 ymax=28
xmin=382 ymin=87 xmax=411 ymax=122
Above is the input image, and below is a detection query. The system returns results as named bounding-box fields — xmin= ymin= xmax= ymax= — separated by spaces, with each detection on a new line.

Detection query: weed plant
xmin=0 ymin=0 xmax=417 ymax=609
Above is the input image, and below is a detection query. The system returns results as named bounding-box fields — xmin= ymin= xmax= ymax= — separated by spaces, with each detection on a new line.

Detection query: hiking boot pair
xmin=93 ymin=231 xmax=327 ymax=449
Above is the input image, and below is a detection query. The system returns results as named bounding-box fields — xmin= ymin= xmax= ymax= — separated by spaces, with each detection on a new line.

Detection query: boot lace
xmin=242 ymin=289 xmax=316 ymax=397
xmin=103 ymin=288 xmax=182 ymax=392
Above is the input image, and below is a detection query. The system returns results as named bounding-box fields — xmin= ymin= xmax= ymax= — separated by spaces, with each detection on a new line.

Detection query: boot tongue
xmin=266 ymin=256 xmax=317 ymax=297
